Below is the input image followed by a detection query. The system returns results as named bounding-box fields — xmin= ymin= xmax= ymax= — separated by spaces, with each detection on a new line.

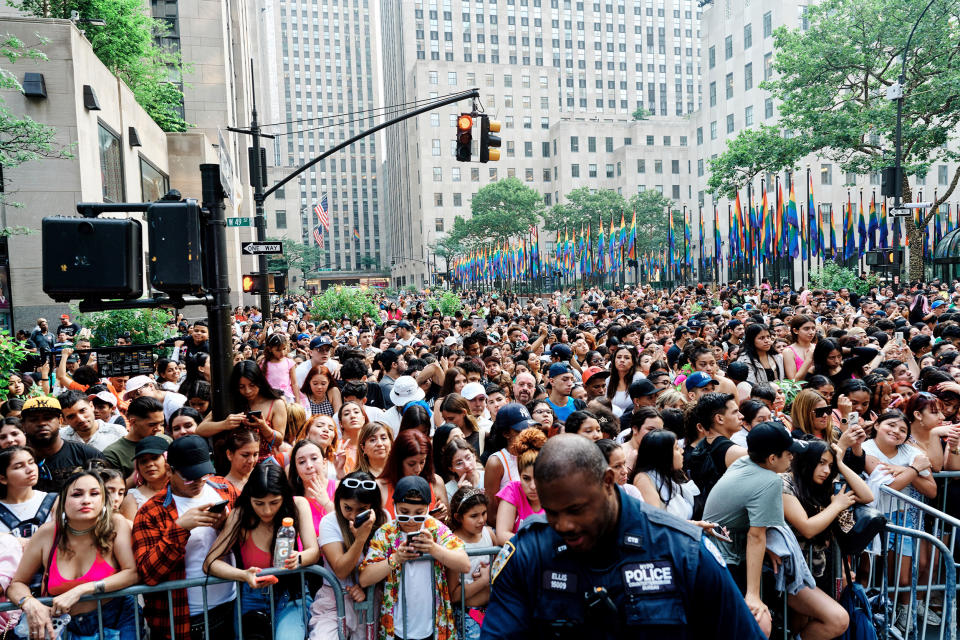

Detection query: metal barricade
xmin=869 ymin=486 xmax=959 ymax=640
xmin=0 ymin=565 xmax=348 ymax=640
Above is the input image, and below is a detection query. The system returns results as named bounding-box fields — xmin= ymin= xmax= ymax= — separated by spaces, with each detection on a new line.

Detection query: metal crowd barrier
xmin=0 ymin=565 xmax=347 ymax=640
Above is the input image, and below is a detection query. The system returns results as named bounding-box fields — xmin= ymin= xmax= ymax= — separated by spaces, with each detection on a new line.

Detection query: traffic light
xmin=242 ymin=273 xmax=268 ymax=294
xmin=455 ymin=114 xmax=473 ymax=162
xmin=480 ymin=115 xmax=501 ymax=163
xmin=147 ymin=199 xmax=204 ymax=294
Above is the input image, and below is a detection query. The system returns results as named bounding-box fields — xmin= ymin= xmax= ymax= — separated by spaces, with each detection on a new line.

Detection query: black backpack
xmin=0 ymin=492 xmax=56 ymax=540
xmin=685 ymin=437 xmax=733 ymax=520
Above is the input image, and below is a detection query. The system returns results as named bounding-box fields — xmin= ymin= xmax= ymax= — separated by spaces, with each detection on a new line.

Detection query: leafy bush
xmin=0 ymin=330 xmax=29 ymax=401
xmin=426 ymin=291 xmax=463 ymax=317
xmin=808 ymin=263 xmax=879 ymax=296
xmin=75 ymin=309 xmax=176 ymax=347
xmin=309 ymin=287 xmax=382 ymax=324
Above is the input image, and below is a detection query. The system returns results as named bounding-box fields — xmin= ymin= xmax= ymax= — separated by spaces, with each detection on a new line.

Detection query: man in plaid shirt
xmin=132 ymin=435 xmax=238 ymax=639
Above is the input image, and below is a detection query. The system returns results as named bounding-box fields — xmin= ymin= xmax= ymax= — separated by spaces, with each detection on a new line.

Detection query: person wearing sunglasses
xmin=359 ymin=475 xmax=470 ymax=640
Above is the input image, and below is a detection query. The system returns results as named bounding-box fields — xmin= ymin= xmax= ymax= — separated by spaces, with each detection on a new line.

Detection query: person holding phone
xmin=310 ymin=471 xmax=386 ymax=640
xmin=359 ymin=475 xmax=470 ymax=640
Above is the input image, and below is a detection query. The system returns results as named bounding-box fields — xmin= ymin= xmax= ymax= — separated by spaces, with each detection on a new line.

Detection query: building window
xmin=744 ymin=24 xmax=752 ymax=49
xmin=708 ymin=45 xmax=715 ymax=68
xmin=663 ymin=136 xmax=671 ymax=146
xmin=939 ymin=164 xmax=949 ymax=185
xmin=745 ymin=105 xmax=754 ymax=126
xmin=433 ymin=167 xmax=443 ymax=181
xmin=139 ymin=156 xmax=168 ymax=202
xmin=646 ymin=135 xmax=655 ymax=146
xmin=637 ymin=159 xmax=646 ymax=173
xmin=571 ymin=164 xmax=580 ymax=177
xmin=654 ymin=160 xmax=663 ymax=174
xmin=765 ymin=98 xmax=774 ymax=119
xmin=435 ymin=218 xmax=444 ymax=231
xmin=696 ymin=127 xmax=703 ymax=145
xmin=821 ymin=164 xmax=832 ymax=185
xmin=471 ymin=167 xmax=480 ymax=182
xmin=434 ymin=193 xmax=443 ymax=206
xmin=588 ymin=137 xmax=596 ymax=152
xmin=709 ymin=81 xmax=716 ymax=107
xmin=99 ymin=123 xmax=124 ymax=203
xmin=452 ymin=167 xmax=461 ymax=182
xmin=725 ymin=73 xmax=734 ymax=99
xmin=672 ymin=184 xmax=680 ymax=199
xmin=570 ymin=136 xmax=579 ymax=152
xmin=724 ymin=35 xmax=733 ymax=59
xmin=744 ymin=63 xmax=753 ymax=90
xmin=764 ymin=53 xmax=773 ymax=81
xmin=763 ymin=11 xmax=773 ymax=37
xmin=453 ymin=193 xmax=463 ymax=206
xmin=432 ymin=139 xmax=441 ymax=156
xmin=605 ymin=164 xmax=614 ymax=178
xmin=525 ymin=168 xmax=534 ymax=182
xmin=605 ymin=137 xmax=613 ymax=152
xmin=671 ymin=160 xmax=680 ymax=174
xmin=275 ymin=210 xmax=286 ymax=230
xmin=710 ymin=121 xmax=717 ymax=139
xmin=697 ymin=159 xmax=704 ymax=176
xmin=726 ymin=114 xmax=735 ymax=133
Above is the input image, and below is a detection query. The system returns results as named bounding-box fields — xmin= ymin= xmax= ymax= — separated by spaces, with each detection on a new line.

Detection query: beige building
xmin=1 ymin=18 xmax=170 ymax=329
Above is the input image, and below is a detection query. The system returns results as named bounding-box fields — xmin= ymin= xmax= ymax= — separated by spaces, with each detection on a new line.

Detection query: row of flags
xmin=310 ymin=194 xmax=362 ymax=250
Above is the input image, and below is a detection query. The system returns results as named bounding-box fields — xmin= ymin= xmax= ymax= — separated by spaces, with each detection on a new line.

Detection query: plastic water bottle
xmin=272 ymin=517 xmax=296 ymax=568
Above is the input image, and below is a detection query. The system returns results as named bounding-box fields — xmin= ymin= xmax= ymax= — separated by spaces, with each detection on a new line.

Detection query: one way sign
xmin=242 ymin=242 xmax=283 ymax=255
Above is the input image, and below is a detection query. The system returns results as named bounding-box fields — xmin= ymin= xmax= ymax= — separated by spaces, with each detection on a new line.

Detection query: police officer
xmin=482 ymin=434 xmax=765 ymax=639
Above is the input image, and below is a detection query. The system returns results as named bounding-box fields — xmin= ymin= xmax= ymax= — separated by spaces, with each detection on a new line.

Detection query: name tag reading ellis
xmin=542 ymin=570 xmax=578 ymax=594
xmin=622 ymin=561 xmax=677 ymax=594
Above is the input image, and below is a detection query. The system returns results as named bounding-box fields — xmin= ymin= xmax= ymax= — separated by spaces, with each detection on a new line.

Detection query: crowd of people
xmin=1 ymin=276 xmax=959 ymax=638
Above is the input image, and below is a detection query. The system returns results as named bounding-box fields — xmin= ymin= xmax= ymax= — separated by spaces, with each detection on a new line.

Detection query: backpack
xmin=838 ymin=558 xmax=879 ymax=640
xmin=685 ymin=436 xmax=732 ymax=520
xmin=0 ymin=492 xmax=56 ymax=539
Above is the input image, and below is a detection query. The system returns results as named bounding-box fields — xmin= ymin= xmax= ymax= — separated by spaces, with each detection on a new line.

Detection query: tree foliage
xmin=632 ymin=190 xmax=675 ymax=255
xmin=75 ymin=308 xmax=176 ymax=347
xmin=309 ymin=286 xmax=381 ymax=324
xmin=706 ymin=0 xmax=960 ymax=278
xmin=425 ymin=291 xmax=462 ymax=316
xmin=266 ymin=236 xmax=328 ymax=280
xmin=445 ymin=177 xmax=544 ymax=249
xmin=809 ymin=262 xmax=879 ymax=296
xmin=12 ymin=0 xmax=189 ymax=132
xmin=0 ymin=329 xmax=29 ymax=401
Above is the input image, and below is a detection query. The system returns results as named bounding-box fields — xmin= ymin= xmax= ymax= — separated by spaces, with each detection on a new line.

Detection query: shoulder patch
xmin=703 ymin=537 xmax=727 ymax=568
xmin=641 ymin=503 xmax=702 ymax=540
xmin=490 ymin=540 xmax=515 ymax=584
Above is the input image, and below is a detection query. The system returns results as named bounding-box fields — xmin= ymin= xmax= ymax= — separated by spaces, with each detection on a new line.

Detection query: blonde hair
xmin=656 ymin=389 xmax=687 ymax=410
xmin=285 ymin=402 xmax=307 ymax=444
xmin=790 ymin=389 xmax=833 ymax=444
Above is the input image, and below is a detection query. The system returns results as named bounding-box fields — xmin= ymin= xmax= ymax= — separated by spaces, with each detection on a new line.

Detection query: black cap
xmin=135 ymin=435 xmax=169 ymax=458
xmin=166 ymin=435 xmax=215 ymax=480
xmin=746 ymin=422 xmax=807 ymax=459
xmin=394 ymin=475 xmax=431 ymax=505
xmin=550 ymin=344 xmax=573 ymax=361
xmin=494 ymin=403 xmax=535 ymax=432
xmin=628 ymin=378 xmax=658 ymax=398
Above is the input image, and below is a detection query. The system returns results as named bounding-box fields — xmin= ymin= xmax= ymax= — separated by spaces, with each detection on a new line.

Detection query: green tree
xmin=309 ymin=286 xmax=381 ymax=323
xmin=449 ymin=177 xmax=544 ymax=248
xmin=542 ymin=187 xmax=627 ymax=232
xmin=75 ymin=308 xmax=175 ymax=347
xmin=0 ymin=329 xmax=29 ymax=401
xmin=359 ymin=255 xmax=380 ymax=270
xmin=265 ymin=236 xmax=328 ymax=279
xmin=631 ymin=106 xmax=649 ymax=121
xmin=13 ymin=0 xmax=188 ymax=132
xmin=809 ymin=263 xmax=879 ymax=296
xmin=707 ymin=0 xmax=960 ymax=280
xmin=628 ymin=190 xmax=674 ymax=255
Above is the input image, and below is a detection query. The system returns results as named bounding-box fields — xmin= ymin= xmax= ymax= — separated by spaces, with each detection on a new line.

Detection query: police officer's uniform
xmin=481 ymin=485 xmax=766 ymax=639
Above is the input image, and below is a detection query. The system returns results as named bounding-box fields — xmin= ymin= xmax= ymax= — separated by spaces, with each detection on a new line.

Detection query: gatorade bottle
xmin=272 ymin=517 xmax=296 ymax=568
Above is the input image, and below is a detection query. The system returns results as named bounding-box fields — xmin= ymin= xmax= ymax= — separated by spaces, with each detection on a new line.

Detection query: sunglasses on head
xmin=813 ymin=406 xmax=832 ymax=418
xmin=342 ymin=478 xmax=377 ymax=491
xmin=395 ymin=514 xmax=428 ymax=523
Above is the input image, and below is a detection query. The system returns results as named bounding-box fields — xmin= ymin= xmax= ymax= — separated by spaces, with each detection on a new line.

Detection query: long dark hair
xmin=741 ymin=323 xmax=771 ymax=362
xmin=333 ymin=471 xmax=385 ymax=550
xmin=787 ymin=439 xmax=836 ymax=545
xmin=287 ymin=439 xmax=325 ymax=497
xmin=381 ymin=429 xmax=434 ymax=488
xmin=606 ymin=345 xmax=638 ymax=399
xmin=204 ymin=462 xmax=298 ymax=569
xmin=0 ymin=446 xmax=35 ymax=499
xmin=178 ymin=352 xmax=211 ymax=395
xmin=811 ymin=339 xmax=841 ymax=377
xmin=631 ymin=429 xmax=687 ymax=506
xmin=229 ymin=360 xmax=282 ymax=410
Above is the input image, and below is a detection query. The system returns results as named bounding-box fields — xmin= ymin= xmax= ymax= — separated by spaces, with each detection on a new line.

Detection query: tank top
xmin=264 ymin=358 xmax=296 ymax=401
xmin=240 ymin=535 xmax=273 ymax=569
xmin=47 ymin=545 xmax=116 ymax=596
xmin=460 ymin=527 xmax=494 ymax=585
xmin=492 ymin=450 xmax=519 ymax=490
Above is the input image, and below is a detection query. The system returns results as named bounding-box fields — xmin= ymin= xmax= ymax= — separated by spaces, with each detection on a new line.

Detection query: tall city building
xmin=261 ymin=0 xmax=389 ymax=286
xmin=382 ymin=0 xmax=706 ymax=287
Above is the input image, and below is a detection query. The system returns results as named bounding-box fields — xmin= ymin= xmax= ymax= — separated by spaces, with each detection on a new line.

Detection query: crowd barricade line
xmin=874 ymin=486 xmax=958 ymax=640
xmin=0 ymin=565 xmax=348 ymax=640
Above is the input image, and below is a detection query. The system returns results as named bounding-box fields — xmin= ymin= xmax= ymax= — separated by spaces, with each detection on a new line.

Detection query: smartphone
xmin=207 ymin=500 xmax=229 ymax=513
xmin=847 ymin=411 xmax=860 ymax=428
xmin=353 ymin=509 xmax=373 ymax=528
xmin=712 ymin=525 xmax=732 ymax=543
xmin=401 ymin=528 xmax=424 ymax=546
xmin=246 ymin=410 xmax=262 ymax=421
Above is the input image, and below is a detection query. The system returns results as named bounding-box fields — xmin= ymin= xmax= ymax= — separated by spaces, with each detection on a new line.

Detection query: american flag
xmin=312 ymin=225 xmax=324 ymax=248
xmin=314 ymin=194 xmax=330 ymax=230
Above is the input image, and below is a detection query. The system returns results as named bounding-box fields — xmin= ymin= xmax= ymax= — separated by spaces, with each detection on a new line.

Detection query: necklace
xmin=66 ymin=523 xmax=95 ymax=536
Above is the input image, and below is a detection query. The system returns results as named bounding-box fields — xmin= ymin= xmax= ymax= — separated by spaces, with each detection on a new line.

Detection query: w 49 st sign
xmin=241 ymin=242 xmax=283 ymax=255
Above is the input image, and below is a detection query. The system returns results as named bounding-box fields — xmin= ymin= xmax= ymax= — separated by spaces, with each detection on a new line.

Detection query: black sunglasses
xmin=813 ymin=406 xmax=832 ymax=418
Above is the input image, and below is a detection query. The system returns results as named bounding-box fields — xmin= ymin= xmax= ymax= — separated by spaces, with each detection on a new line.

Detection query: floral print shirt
xmin=361 ymin=517 xmax=463 ymax=640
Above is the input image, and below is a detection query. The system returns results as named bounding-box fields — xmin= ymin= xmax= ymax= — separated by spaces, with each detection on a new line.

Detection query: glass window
xmin=710 ymin=121 xmax=717 ymax=139
xmin=821 ymin=164 xmax=832 ymax=185
xmin=654 ymin=160 xmax=663 ymax=174
xmin=745 ymin=105 xmax=754 ymax=126
xmin=765 ymin=98 xmax=774 ymax=119
xmin=433 ymin=167 xmax=443 ymax=181
xmin=744 ymin=63 xmax=753 ymax=91
xmin=432 ymin=139 xmax=441 ymax=156
xmin=454 ymin=193 xmax=463 ymax=206
xmin=435 ymin=218 xmax=444 ymax=231
xmin=939 ymin=165 xmax=949 ymax=185
xmin=434 ymin=193 xmax=443 ymax=206
xmin=606 ymin=164 xmax=614 ymax=178
xmin=725 ymin=73 xmax=734 ymax=99
xmin=764 ymin=53 xmax=773 ymax=81
xmin=452 ymin=167 xmax=461 ymax=182
xmin=275 ymin=210 xmax=286 ymax=230
xmin=726 ymin=114 xmax=735 ymax=133
xmin=571 ymin=164 xmax=580 ymax=177
xmin=744 ymin=24 xmax=752 ymax=49
xmin=589 ymin=164 xmax=597 ymax=178
xmin=588 ymin=137 xmax=596 ymax=152
xmin=99 ymin=124 xmax=124 ymax=203
xmin=724 ymin=35 xmax=733 ymax=59
xmin=763 ymin=11 xmax=772 ymax=37
xmin=605 ymin=137 xmax=613 ymax=152
xmin=570 ymin=136 xmax=579 ymax=152
xmin=709 ymin=81 xmax=716 ymax=106
xmin=671 ymin=160 xmax=680 ymax=174
xmin=139 ymin=156 xmax=167 ymax=202
xmin=708 ymin=45 xmax=715 ymax=68
xmin=637 ymin=159 xmax=645 ymax=173
xmin=696 ymin=127 xmax=703 ymax=145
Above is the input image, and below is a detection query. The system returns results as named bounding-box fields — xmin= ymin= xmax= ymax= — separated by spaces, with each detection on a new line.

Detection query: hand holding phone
xmin=246 ymin=410 xmax=262 ymax=422
xmin=207 ymin=500 xmax=229 ymax=513
xmin=711 ymin=525 xmax=732 ymax=543
xmin=353 ymin=509 xmax=372 ymax=529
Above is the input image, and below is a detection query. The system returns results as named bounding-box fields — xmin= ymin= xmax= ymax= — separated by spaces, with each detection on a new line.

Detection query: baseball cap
xmin=21 ymin=396 xmax=62 ymax=415
xmin=296 ymin=333 xmax=310 ymax=341
xmin=549 ymin=344 xmax=573 ymax=361
xmin=166 ymin=435 xmax=215 ymax=480
xmin=443 ymin=336 xmax=459 ymax=347
xmin=87 ymin=390 xmax=117 ymax=407
xmin=390 ymin=375 xmax=425 ymax=406
xmin=628 ymin=378 xmax=658 ymax=398
xmin=547 ymin=363 xmax=572 ymax=378
xmin=123 ymin=375 xmax=155 ymax=400
xmin=135 ymin=435 xmax=169 ymax=458
xmin=933 ymin=300 xmax=946 ymax=309
xmin=394 ymin=475 xmax=431 ymax=505
xmin=746 ymin=422 xmax=807 ymax=459
xmin=494 ymin=403 xmax=535 ymax=432
xmin=684 ymin=371 xmax=717 ymax=391
xmin=582 ymin=366 xmax=611 ymax=386
xmin=461 ymin=382 xmax=487 ymax=400
xmin=488 ymin=332 xmax=501 ymax=342
xmin=396 ymin=320 xmax=413 ymax=330
xmin=60 ymin=314 xmax=70 ymax=320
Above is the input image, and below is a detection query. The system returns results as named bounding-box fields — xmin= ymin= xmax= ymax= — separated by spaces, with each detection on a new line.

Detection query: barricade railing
xmin=871 ymin=486 xmax=959 ymax=640
xmin=0 ymin=565 xmax=347 ymax=640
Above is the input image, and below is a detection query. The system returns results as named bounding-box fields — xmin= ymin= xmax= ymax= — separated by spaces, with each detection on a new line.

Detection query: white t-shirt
xmin=162 ymin=392 xmax=187 ymax=422
xmin=295 ymin=358 xmax=340 ymax=389
xmin=171 ymin=484 xmax=236 ymax=615
xmin=393 ymin=557 xmax=433 ymax=639
xmin=60 ymin=420 xmax=126 ymax=451
xmin=0 ymin=492 xmax=50 ymax=535
xmin=318 ymin=512 xmax=356 ymax=586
